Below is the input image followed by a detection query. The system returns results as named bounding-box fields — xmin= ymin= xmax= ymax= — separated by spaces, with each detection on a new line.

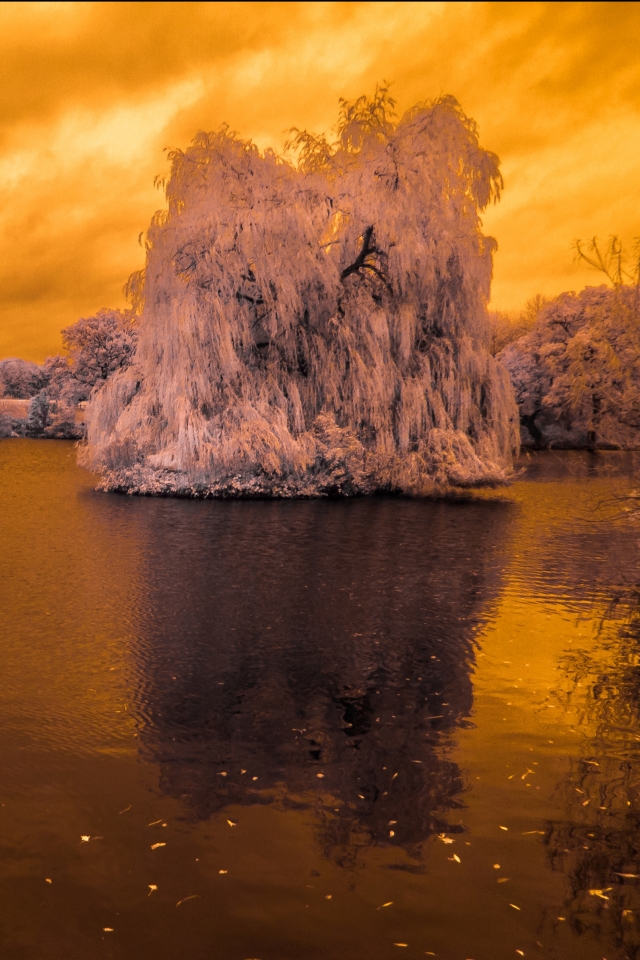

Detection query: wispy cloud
xmin=1 ymin=1 xmax=638 ymax=359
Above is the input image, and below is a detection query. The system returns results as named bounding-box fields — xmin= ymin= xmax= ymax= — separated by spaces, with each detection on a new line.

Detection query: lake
xmin=1 ymin=439 xmax=639 ymax=960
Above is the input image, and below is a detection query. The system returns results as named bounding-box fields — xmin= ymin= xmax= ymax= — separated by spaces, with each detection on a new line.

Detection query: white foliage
xmin=81 ymin=91 xmax=519 ymax=496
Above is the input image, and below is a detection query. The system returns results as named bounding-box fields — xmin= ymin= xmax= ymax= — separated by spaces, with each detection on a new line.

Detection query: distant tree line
xmin=0 ymin=308 xmax=138 ymax=438
xmin=495 ymin=236 xmax=640 ymax=451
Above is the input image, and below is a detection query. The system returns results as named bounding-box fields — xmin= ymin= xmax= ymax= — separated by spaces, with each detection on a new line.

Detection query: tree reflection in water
xmin=130 ymin=497 xmax=512 ymax=869
xmin=546 ymin=589 xmax=640 ymax=960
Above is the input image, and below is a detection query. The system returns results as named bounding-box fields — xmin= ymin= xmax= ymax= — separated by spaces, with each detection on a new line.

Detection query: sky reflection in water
xmin=1 ymin=441 xmax=639 ymax=960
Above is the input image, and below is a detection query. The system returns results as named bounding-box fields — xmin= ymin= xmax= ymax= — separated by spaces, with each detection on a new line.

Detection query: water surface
xmin=1 ymin=440 xmax=639 ymax=960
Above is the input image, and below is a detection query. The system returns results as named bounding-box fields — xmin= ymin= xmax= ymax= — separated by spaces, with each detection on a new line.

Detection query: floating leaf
xmin=148 ymin=819 xmax=163 ymax=826
xmin=589 ymin=888 xmax=611 ymax=900
xmin=615 ymin=873 xmax=639 ymax=878
xmin=393 ymin=944 xmax=408 ymax=948
xmin=176 ymin=895 xmax=200 ymax=907
xmin=325 ymin=894 xmax=332 ymax=900
xmin=80 ymin=836 xmax=90 ymax=842
xmin=390 ymin=830 xmax=395 ymax=837
xmin=219 ymin=870 xmax=228 ymax=874
xmin=148 ymin=885 xmax=157 ymax=895
xmin=453 ymin=854 xmax=461 ymax=863
xmin=497 ymin=878 xmax=511 ymax=883
xmin=227 ymin=820 xmax=237 ymax=827
xmin=392 ymin=773 xmax=398 ymax=780
xmin=45 ymin=878 xmax=52 ymax=884
xmin=509 ymin=903 xmax=520 ymax=910
xmin=377 ymin=902 xmax=393 ymax=909
xmin=493 ymin=864 xmax=501 ymax=869
xmin=499 ymin=826 xmax=508 ymax=831
xmin=317 ymin=773 xmax=325 ymax=779
xmin=151 ymin=842 xmax=166 ymax=850
xmin=103 ymin=928 xmax=113 ymax=932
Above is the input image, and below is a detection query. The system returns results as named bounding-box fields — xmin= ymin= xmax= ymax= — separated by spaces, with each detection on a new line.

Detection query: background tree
xmin=499 ymin=236 xmax=640 ymax=450
xmin=488 ymin=294 xmax=549 ymax=356
xmin=0 ymin=358 xmax=47 ymax=399
xmin=46 ymin=308 xmax=138 ymax=404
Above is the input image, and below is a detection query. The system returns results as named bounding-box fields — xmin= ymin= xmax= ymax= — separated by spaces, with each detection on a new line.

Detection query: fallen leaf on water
xmin=521 ymin=770 xmax=533 ymax=780
xmin=389 ymin=820 xmax=397 ymax=825
xmin=615 ymin=873 xmax=639 ymax=878
xmin=218 ymin=772 xmax=227 ymax=777
xmin=151 ymin=843 xmax=166 ymax=850
xmin=589 ymin=888 xmax=612 ymax=900
xmin=148 ymin=885 xmax=157 ymax=895
xmin=317 ymin=773 xmax=325 ymax=779
xmin=148 ymin=819 xmax=163 ymax=826
xmin=80 ymin=836 xmax=90 ymax=843
xmin=389 ymin=830 xmax=395 ymax=837
xmin=176 ymin=895 xmax=200 ymax=907
xmin=437 ymin=834 xmax=454 ymax=844
xmin=227 ymin=820 xmax=237 ymax=827
xmin=582 ymin=800 xmax=589 ymax=806
xmin=507 ymin=774 xmax=515 ymax=779
xmin=393 ymin=944 xmax=408 ymax=948
xmin=622 ymin=909 xmax=634 ymax=917
xmin=453 ymin=854 xmax=461 ymax=863
xmin=516 ymin=951 xmax=524 ymax=956
xmin=358 ymin=794 xmax=365 ymax=799
xmin=493 ymin=864 xmax=501 ymax=869
xmin=119 ymin=805 xmax=131 ymax=815
xmin=325 ymin=895 xmax=332 ymax=900
xmin=425 ymin=953 xmax=436 ymax=956
xmin=521 ymin=830 xmax=545 ymax=835
xmin=499 ymin=826 xmax=508 ymax=831
xmin=252 ymin=776 xmax=258 ymax=781
xmin=557 ymin=916 xmax=565 ymax=921
xmin=509 ymin=904 xmax=520 ymax=910
xmin=392 ymin=773 xmax=398 ymax=780
xmin=45 ymin=878 xmax=52 ymax=884
xmin=103 ymin=928 xmax=113 ymax=932
xmin=219 ymin=870 xmax=228 ymax=874
xmin=377 ymin=902 xmax=393 ymax=909
xmin=497 ymin=878 xmax=511 ymax=883
xmin=241 ymin=769 xmax=246 ymax=774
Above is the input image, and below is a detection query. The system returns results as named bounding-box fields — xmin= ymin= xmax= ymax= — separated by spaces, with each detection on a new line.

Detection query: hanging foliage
xmin=80 ymin=87 xmax=519 ymax=496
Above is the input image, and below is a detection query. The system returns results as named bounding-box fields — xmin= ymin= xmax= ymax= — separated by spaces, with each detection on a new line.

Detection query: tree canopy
xmin=80 ymin=87 xmax=518 ymax=496
xmin=499 ymin=284 xmax=640 ymax=449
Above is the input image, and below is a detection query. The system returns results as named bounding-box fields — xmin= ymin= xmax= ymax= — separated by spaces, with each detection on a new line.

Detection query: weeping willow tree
xmin=81 ymin=87 xmax=519 ymax=497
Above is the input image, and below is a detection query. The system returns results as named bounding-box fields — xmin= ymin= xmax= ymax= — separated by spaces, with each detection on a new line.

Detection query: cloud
xmin=0 ymin=1 xmax=639 ymax=360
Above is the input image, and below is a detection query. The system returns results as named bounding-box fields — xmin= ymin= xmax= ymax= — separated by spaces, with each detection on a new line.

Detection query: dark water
xmin=1 ymin=440 xmax=640 ymax=960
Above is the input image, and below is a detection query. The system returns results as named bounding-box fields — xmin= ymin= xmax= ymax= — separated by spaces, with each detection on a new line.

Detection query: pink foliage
xmin=500 ymin=285 xmax=640 ymax=449
xmin=81 ymin=89 xmax=519 ymax=496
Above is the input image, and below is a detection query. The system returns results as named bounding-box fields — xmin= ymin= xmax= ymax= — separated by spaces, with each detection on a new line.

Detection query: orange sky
xmin=1 ymin=1 xmax=639 ymax=362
